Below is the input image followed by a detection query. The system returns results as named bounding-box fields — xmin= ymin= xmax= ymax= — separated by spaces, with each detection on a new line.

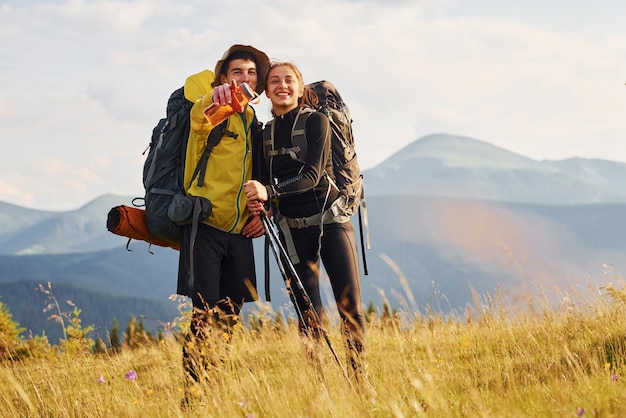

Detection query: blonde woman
xmin=243 ymin=62 xmax=372 ymax=396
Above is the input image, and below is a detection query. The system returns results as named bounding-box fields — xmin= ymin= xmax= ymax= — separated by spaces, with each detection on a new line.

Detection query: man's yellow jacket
xmin=182 ymin=70 xmax=257 ymax=234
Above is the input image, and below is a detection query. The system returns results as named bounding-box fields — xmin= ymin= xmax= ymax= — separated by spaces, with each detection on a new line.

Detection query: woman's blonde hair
xmin=266 ymin=61 xmax=318 ymax=114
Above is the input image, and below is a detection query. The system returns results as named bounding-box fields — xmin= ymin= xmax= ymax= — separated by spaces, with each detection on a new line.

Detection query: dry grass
xmin=2 ymin=280 xmax=626 ymax=417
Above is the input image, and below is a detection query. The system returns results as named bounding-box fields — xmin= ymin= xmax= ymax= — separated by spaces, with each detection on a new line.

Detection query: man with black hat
xmin=176 ymin=44 xmax=270 ymax=385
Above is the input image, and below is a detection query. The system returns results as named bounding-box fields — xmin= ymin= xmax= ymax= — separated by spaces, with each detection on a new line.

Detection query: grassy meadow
xmin=2 ymin=279 xmax=626 ymax=417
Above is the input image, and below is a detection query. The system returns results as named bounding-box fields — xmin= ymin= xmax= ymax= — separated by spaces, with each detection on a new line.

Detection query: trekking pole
xmin=259 ymin=209 xmax=351 ymax=383
xmin=259 ymin=212 xmax=310 ymax=332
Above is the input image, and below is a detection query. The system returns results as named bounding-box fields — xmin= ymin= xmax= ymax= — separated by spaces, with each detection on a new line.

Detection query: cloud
xmin=0 ymin=101 xmax=12 ymax=118
xmin=1 ymin=0 xmax=626 ymax=210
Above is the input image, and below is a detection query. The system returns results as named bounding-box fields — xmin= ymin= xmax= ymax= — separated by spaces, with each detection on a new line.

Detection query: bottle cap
xmin=240 ymin=82 xmax=259 ymax=101
xmin=239 ymin=83 xmax=261 ymax=104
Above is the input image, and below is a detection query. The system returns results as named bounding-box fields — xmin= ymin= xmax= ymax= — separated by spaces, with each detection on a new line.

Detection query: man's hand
xmin=242 ymin=214 xmax=264 ymax=238
xmin=212 ymin=80 xmax=237 ymax=106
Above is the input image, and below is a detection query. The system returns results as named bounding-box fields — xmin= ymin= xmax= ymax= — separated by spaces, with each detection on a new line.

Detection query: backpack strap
xmin=262 ymin=119 xmax=275 ymax=171
xmin=263 ymin=119 xmax=302 ymax=175
xmin=188 ymin=197 xmax=205 ymax=288
xmin=274 ymin=211 xmax=301 ymax=265
xmin=263 ymin=108 xmax=316 ymax=164
xmin=263 ymin=119 xmax=297 ymax=183
xmin=357 ymin=189 xmax=370 ymax=275
xmin=144 ymin=118 xmax=170 ymax=191
xmin=286 ymin=107 xmax=315 ymax=163
xmin=189 ymin=121 xmax=238 ymax=188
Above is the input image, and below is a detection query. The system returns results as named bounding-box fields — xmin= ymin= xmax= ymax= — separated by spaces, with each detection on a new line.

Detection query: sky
xmin=1 ymin=0 xmax=625 ymax=211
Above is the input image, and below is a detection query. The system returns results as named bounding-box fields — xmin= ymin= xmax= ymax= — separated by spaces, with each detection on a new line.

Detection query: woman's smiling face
xmin=265 ymin=64 xmax=304 ymax=116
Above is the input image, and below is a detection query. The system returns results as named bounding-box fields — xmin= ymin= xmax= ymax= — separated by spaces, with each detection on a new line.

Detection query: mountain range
xmin=365 ymin=134 xmax=626 ymax=204
xmin=2 ymin=133 xmax=626 ymax=342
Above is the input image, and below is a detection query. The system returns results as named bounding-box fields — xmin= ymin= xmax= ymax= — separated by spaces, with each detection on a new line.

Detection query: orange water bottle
xmin=203 ymin=81 xmax=258 ymax=126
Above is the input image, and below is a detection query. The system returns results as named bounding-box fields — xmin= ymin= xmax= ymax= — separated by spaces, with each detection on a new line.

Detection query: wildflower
xmin=576 ymin=407 xmax=585 ymax=417
xmin=240 ymin=399 xmax=253 ymax=417
xmin=125 ymin=370 xmax=138 ymax=381
xmin=612 ymin=374 xmax=618 ymax=381
xmin=98 ymin=375 xmax=105 ymax=384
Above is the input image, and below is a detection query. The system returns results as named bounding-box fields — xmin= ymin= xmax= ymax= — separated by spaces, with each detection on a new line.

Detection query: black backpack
xmin=133 ymin=86 xmax=224 ymax=248
xmin=308 ymin=80 xmax=365 ymax=222
xmin=263 ymin=80 xmax=370 ymax=273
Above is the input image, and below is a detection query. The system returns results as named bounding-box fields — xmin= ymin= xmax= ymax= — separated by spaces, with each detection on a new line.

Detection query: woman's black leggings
xmin=282 ymin=220 xmax=365 ymax=352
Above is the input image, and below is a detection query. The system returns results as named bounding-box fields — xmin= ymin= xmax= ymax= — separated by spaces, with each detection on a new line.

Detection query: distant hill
xmin=3 ymin=133 xmax=626 ymax=338
xmin=364 ymin=134 xmax=626 ymax=204
xmin=0 ymin=244 xmax=182 ymax=341
xmin=0 ymin=280 xmax=178 ymax=344
xmin=0 ymin=245 xmax=179 ymax=299
xmin=0 ymin=194 xmax=132 ymax=255
xmin=3 ymin=195 xmax=626 ymax=325
xmin=363 ymin=195 xmax=626 ymax=305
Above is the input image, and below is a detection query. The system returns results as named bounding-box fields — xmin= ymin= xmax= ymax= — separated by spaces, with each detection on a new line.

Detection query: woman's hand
xmin=243 ymin=180 xmax=268 ymax=216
